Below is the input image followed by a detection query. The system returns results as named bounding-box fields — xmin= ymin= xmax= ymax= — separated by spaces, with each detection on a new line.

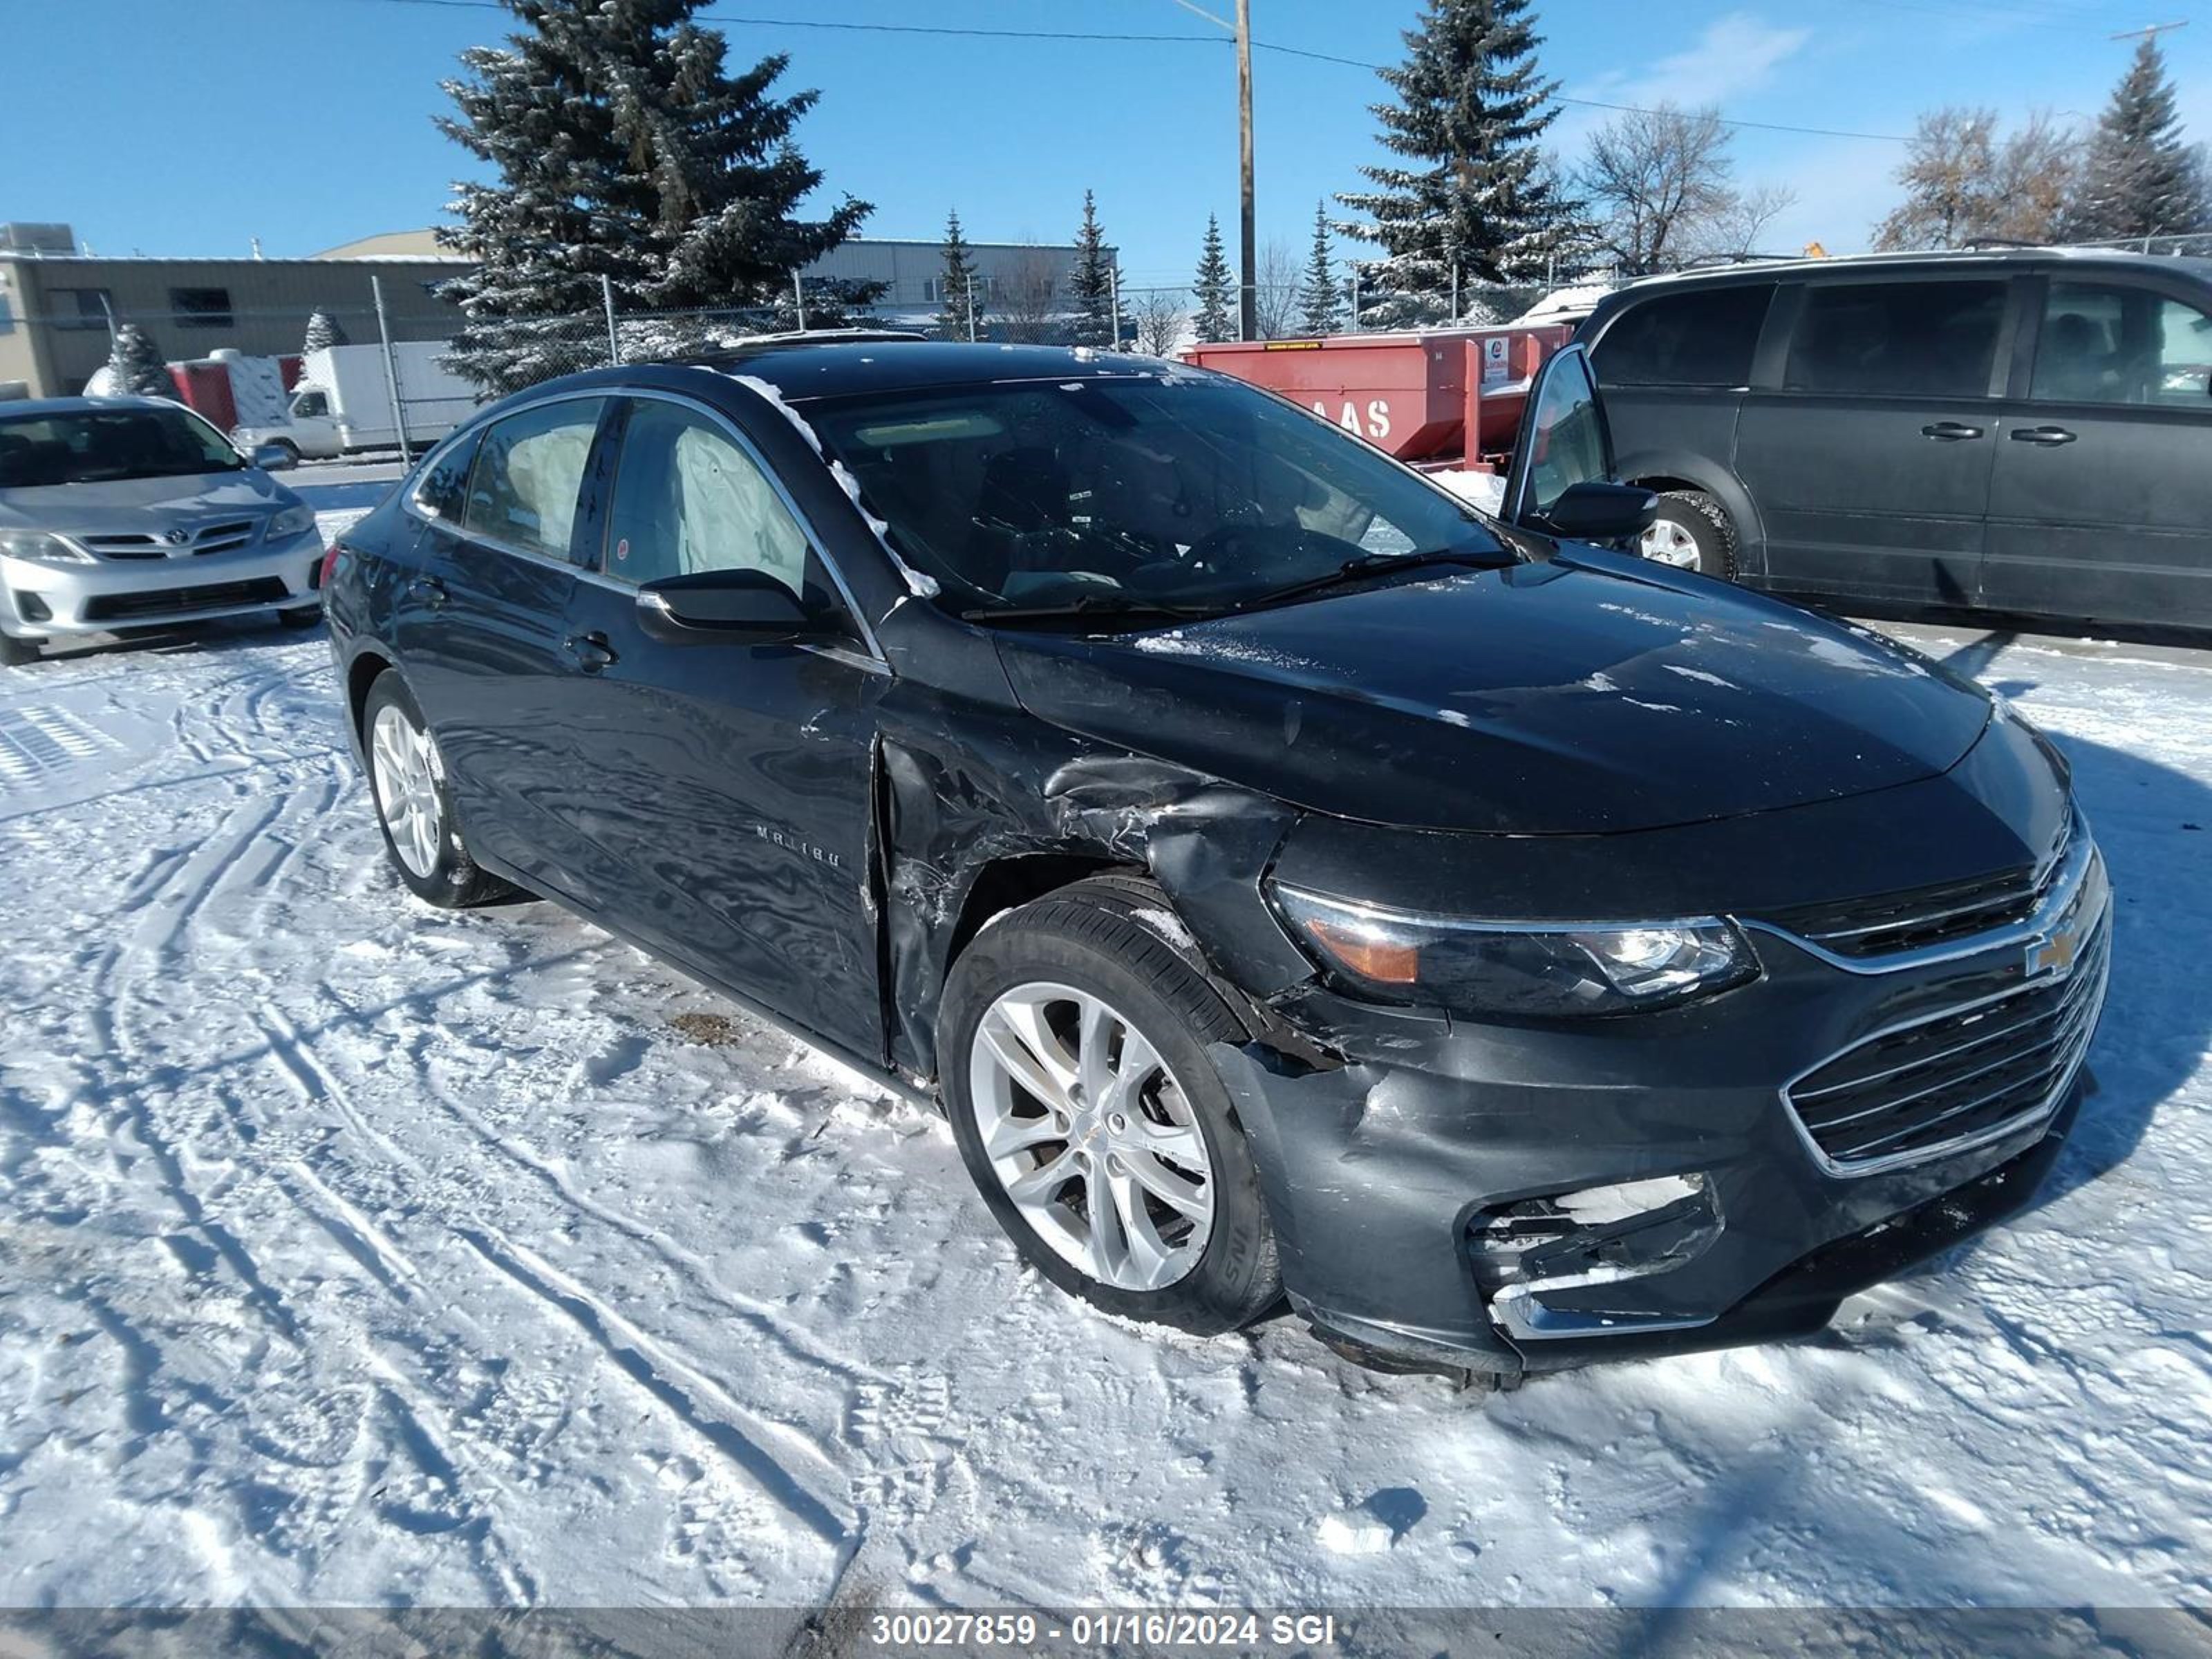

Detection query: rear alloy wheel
xmin=1636 ymin=489 xmax=1736 ymax=579
xmin=941 ymin=877 xmax=1280 ymax=1335
xmin=362 ymin=672 xmax=511 ymax=908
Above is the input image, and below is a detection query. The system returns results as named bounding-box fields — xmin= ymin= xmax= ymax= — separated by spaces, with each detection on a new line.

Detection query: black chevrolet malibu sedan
xmin=322 ymin=338 xmax=2110 ymax=1380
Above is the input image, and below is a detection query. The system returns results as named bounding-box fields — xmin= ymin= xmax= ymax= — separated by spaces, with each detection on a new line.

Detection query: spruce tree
xmin=1069 ymin=190 xmax=1117 ymax=346
xmin=936 ymin=209 xmax=983 ymax=340
xmin=2070 ymin=37 xmax=2208 ymax=241
xmin=1335 ymin=0 xmax=1576 ymax=327
xmin=1192 ymin=214 xmax=1235 ymax=343
xmin=437 ymin=0 xmax=870 ymax=392
xmin=301 ymin=308 xmax=348 ymax=355
xmin=771 ymin=274 xmax=888 ymax=332
xmin=1296 ymin=200 xmax=1340 ymax=335
xmin=107 ymin=324 xmax=173 ymax=400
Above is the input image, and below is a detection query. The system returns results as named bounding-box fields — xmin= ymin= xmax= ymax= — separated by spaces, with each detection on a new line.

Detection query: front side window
xmin=1519 ymin=350 xmax=1609 ymax=518
xmin=2032 ymin=282 xmax=2212 ymax=406
xmin=292 ymin=390 xmax=330 ymax=419
xmin=0 ymin=405 xmax=243 ymax=487
xmin=1597 ymin=284 xmax=1772 ymax=387
xmin=460 ymin=397 xmax=603 ymax=561
xmin=1785 ymin=281 xmax=2007 ymax=400
xmin=602 ymin=400 xmax=843 ymax=615
xmin=809 ymin=375 xmax=1505 ymax=613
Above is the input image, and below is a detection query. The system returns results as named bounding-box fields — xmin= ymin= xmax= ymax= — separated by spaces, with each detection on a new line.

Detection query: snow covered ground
xmin=2 ymin=504 xmax=2210 ymax=1614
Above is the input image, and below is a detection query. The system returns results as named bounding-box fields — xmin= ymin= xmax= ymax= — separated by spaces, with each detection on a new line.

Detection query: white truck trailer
xmin=233 ymin=341 xmax=479 ymax=460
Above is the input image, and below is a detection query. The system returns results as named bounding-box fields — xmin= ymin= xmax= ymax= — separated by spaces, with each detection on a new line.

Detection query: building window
xmin=48 ymin=288 xmax=114 ymax=330
xmin=922 ymin=278 xmax=939 ymax=303
xmin=169 ymin=287 xmax=234 ymax=329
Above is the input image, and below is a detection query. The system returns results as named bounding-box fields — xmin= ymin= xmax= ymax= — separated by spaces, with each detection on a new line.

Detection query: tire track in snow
xmin=453 ymin=1224 xmax=854 ymax=1554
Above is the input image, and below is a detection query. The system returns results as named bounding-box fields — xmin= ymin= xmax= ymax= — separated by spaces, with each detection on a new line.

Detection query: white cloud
xmin=1551 ymin=12 xmax=1814 ymax=153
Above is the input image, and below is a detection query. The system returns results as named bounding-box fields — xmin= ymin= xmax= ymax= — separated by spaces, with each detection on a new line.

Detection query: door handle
xmin=2011 ymin=425 xmax=2078 ymax=446
xmin=406 ymin=575 xmax=449 ymax=609
xmin=1920 ymin=421 xmax=1985 ymax=442
xmin=565 ymin=631 xmax=617 ymax=673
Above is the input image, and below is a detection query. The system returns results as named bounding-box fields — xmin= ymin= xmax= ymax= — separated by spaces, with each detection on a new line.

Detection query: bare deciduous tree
xmin=992 ymin=250 xmax=1061 ymax=344
xmin=1130 ymin=289 xmax=1189 ymax=357
xmin=1687 ymin=181 xmax=1799 ymax=261
xmin=1253 ymin=239 xmax=1302 ymax=339
xmin=1579 ymin=104 xmax=1736 ymax=274
xmin=1874 ymin=106 xmax=2082 ymax=250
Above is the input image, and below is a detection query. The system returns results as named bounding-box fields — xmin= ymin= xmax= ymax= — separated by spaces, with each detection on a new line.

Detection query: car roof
xmin=0 ymin=395 xmax=179 ymax=418
xmin=666 ymin=339 xmax=1194 ymax=404
xmin=1612 ymin=246 xmax=2212 ymax=294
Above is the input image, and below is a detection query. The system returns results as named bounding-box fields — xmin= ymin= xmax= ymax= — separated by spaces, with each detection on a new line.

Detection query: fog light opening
xmin=1467 ymin=1173 xmax=1723 ymax=1340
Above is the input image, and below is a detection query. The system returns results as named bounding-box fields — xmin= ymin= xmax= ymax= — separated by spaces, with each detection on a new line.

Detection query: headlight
xmin=1270 ymin=883 xmax=1759 ymax=1017
xmin=0 ymin=529 xmax=93 ymax=565
xmin=267 ymin=504 xmax=318 ymax=541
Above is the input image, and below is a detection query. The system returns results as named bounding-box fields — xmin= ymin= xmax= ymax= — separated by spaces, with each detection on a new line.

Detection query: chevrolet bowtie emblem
xmin=2027 ymin=927 xmax=2081 ymax=978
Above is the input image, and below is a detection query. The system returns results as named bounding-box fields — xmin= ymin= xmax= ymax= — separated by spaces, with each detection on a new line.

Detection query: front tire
xmin=361 ymin=672 xmax=510 ymax=908
xmin=1637 ymin=489 xmax=1736 ymax=579
xmin=277 ymin=604 xmax=322 ymax=631
xmin=940 ymin=877 xmax=1280 ymax=1336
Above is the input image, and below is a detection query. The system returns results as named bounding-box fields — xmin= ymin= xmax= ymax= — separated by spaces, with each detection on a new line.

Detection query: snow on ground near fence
xmin=1 ymin=529 xmax=2209 ymax=1609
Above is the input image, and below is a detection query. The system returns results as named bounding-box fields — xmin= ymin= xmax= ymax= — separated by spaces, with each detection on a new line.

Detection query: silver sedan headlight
xmin=0 ymin=529 xmax=94 ymax=565
xmin=1270 ymin=883 xmax=1759 ymax=1017
xmin=266 ymin=504 xmax=318 ymax=541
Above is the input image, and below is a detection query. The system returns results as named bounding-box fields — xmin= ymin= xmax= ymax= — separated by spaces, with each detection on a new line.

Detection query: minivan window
xmin=2032 ymin=281 xmax=2212 ymax=406
xmin=460 ymin=397 xmax=603 ymax=561
xmin=1784 ymin=281 xmax=2007 ymax=399
xmin=602 ymin=400 xmax=834 ymax=611
xmin=1597 ymin=284 xmax=1772 ymax=387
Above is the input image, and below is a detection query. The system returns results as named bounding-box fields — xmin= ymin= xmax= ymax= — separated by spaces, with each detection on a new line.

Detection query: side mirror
xmin=1530 ymin=480 xmax=1659 ymax=544
xmin=248 ymin=442 xmax=297 ymax=472
xmin=635 ymin=568 xmax=823 ymax=645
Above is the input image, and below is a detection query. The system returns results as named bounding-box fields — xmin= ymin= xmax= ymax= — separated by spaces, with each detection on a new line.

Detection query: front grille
xmin=82 ymin=577 xmax=289 ymax=622
xmin=1785 ymin=897 xmax=2108 ymax=1173
xmin=1764 ymin=815 xmax=2073 ymax=959
xmin=83 ymin=519 xmax=262 ymax=561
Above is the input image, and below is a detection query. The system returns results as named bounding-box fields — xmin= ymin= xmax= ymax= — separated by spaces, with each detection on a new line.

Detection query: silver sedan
xmin=0 ymin=396 xmax=326 ymax=665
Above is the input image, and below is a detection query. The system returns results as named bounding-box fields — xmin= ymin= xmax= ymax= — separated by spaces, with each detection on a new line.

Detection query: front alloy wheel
xmin=969 ymin=982 xmax=1215 ymax=1292
xmin=940 ymin=875 xmax=1280 ymax=1336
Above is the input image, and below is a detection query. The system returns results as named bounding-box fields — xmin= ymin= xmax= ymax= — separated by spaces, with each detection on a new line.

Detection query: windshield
xmin=0 ymin=405 xmax=245 ymax=489
xmin=806 ymin=375 xmax=1508 ymax=616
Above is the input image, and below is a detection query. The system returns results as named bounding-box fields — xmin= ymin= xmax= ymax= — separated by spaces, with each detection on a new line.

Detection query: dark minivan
xmin=325 ymin=339 xmax=2108 ymax=1381
xmin=1580 ymin=249 xmax=2212 ymax=630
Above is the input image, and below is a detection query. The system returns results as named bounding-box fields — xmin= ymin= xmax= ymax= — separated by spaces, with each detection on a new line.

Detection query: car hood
xmin=993 ymin=554 xmax=1993 ymax=836
xmin=0 ymin=469 xmax=297 ymax=535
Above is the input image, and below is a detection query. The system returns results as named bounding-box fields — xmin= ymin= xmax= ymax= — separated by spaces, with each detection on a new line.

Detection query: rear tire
xmin=1637 ymin=489 xmax=1736 ymax=579
xmin=940 ymin=877 xmax=1280 ymax=1338
xmin=361 ymin=671 xmax=512 ymax=908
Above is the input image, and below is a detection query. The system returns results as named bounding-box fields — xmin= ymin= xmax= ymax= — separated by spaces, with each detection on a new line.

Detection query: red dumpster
xmin=1181 ymin=323 xmax=1574 ymax=474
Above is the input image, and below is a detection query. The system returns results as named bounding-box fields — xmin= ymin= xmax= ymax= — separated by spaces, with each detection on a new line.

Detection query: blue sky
xmin=2 ymin=0 xmax=2206 ymax=288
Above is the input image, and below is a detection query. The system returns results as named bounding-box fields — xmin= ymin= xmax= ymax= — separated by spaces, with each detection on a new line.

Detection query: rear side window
xmin=1595 ymin=284 xmax=1772 ymax=387
xmin=412 ymin=430 xmax=480 ymax=521
xmin=461 ymin=397 xmax=605 ymax=561
xmin=1784 ymin=281 xmax=2007 ymax=399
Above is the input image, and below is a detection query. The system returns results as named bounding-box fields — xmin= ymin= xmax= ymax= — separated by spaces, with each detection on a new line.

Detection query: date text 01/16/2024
xmin=865 ymin=1612 xmax=1341 ymax=1649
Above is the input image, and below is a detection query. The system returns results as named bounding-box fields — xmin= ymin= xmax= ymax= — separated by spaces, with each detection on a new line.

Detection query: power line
xmin=290 ymin=0 xmax=1922 ymax=142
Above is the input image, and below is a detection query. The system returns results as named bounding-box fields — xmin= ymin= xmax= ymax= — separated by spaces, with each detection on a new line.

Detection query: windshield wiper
xmin=1237 ymin=547 xmax=1516 ymax=611
xmin=961 ymin=594 xmax=1215 ymax=627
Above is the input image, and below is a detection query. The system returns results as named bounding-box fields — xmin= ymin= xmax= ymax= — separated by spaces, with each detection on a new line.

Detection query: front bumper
xmin=1213 ymin=841 xmax=2112 ymax=1376
xmin=1 ymin=529 xmax=324 ymax=638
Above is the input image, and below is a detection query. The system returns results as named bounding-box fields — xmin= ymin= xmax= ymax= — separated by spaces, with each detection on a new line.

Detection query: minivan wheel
xmin=361 ymin=672 xmax=511 ymax=908
xmin=1638 ymin=490 xmax=1736 ymax=579
xmin=940 ymin=879 xmax=1280 ymax=1335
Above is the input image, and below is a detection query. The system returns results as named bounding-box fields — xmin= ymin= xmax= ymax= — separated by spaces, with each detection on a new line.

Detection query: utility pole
xmin=1236 ymin=0 xmax=1257 ymax=342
